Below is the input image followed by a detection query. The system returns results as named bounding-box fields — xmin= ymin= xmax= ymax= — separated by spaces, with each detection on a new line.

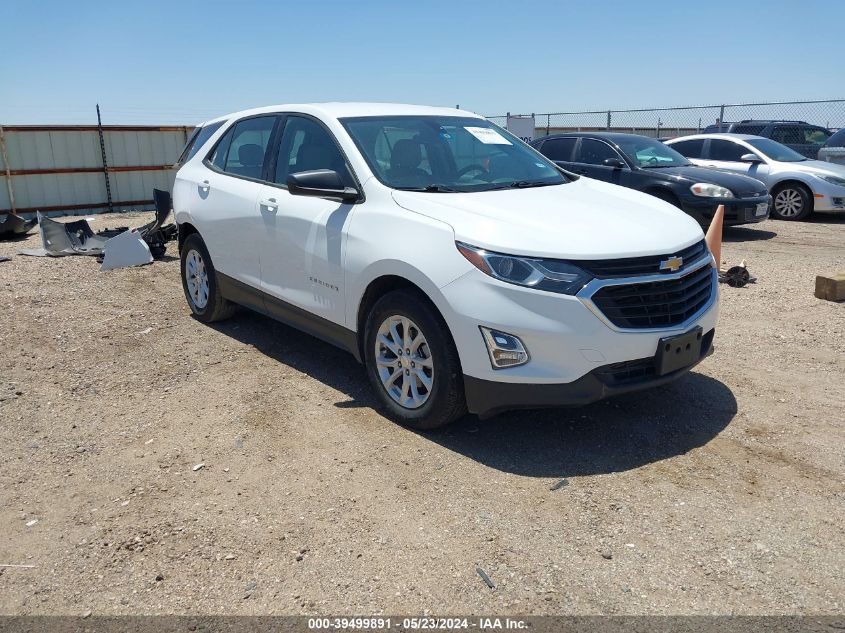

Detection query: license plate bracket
xmin=656 ymin=327 xmax=703 ymax=375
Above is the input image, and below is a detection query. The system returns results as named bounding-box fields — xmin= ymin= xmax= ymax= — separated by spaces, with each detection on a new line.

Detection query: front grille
xmin=591 ymin=263 xmax=714 ymax=329
xmin=575 ymin=240 xmax=707 ymax=278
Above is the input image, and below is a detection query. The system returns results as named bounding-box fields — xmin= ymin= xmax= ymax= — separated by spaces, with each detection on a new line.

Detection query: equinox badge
xmin=659 ymin=256 xmax=683 ymax=272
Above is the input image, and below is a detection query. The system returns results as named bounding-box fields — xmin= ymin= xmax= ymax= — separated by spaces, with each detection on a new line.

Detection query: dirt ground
xmin=0 ymin=211 xmax=843 ymax=616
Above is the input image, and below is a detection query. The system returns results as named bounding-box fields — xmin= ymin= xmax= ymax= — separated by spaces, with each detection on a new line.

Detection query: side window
xmin=220 ymin=116 xmax=277 ymax=179
xmin=541 ymin=138 xmax=576 ymax=162
xmin=274 ymin=116 xmax=352 ymax=186
xmin=576 ymin=139 xmax=621 ymax=165
xmin=708 ymin=139 xmax=748 ymax=162
xmin=805 ymin=127 xmax=831 ymax=145
xmin=176 ymin=121 xmax=225 ymax=167
xmin=771 ymin=126 xmax=803 ymax=145
xmin=209 ymin=126 xmax=234 ymax=171
xmin=670 ymin=139 xmax=705 ymax=159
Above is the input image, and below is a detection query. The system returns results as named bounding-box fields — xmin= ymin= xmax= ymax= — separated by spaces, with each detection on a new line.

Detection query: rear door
xmin=255 ymin=114 xmax=358 ymax=327
xmin=190 ymin=115 xmax=280 ymax=288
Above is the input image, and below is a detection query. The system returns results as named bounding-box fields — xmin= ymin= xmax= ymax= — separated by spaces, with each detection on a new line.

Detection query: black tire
xmin=363 ymin=289 xmax=466 ymax=430
xmin=771 ymin=182 xmax=812 ymax=221
xmin=180 ymin=233 xmax=237 ymax=323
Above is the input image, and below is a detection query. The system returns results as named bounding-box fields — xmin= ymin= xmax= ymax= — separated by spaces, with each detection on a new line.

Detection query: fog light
xmin=480 ymin=327 xmax=529 ymax=369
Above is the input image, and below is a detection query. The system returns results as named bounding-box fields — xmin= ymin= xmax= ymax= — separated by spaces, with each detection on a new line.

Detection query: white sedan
xmin=666 ymin=133 xmax=845 ymax=220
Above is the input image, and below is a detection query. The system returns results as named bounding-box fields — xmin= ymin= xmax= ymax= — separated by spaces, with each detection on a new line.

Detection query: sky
xmin=2 ymin=0 xmax=843 ymax=125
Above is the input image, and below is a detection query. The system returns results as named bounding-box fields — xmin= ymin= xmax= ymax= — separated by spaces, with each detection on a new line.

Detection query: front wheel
xmin=771 ymin=183 xmax=812 ymax=220
xmin=364 ymin=289 xmax=466 ymax=430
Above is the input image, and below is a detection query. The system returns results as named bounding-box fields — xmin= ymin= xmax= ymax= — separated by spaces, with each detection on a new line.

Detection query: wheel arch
xmin=355 ymin=273 xmax=453 ymax=364
xmin=645 ymin=186 xmax=683 ymax=207
xmin=177 ymin=221 xmax=200 ymax=252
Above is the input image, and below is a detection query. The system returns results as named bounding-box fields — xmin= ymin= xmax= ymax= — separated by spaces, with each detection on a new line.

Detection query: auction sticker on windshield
xmin=465 ymin=127 xmax=512 ymax=145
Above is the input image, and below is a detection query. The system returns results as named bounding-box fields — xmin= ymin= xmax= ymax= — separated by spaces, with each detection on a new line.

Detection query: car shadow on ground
xmin=209 ymin=311 xmax=737 ymax=478
xmin=808 ymin=211 xmax=845 ymax=225
xmin=722 ymin=225 xmax=777 ymax=242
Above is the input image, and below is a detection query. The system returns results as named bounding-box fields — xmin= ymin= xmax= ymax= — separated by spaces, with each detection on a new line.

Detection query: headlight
xmin=816 ymin=174 xmax=845 ymax=187
xmin=456 ymin=242 xmax=592 ymax=295
xmin=690 ymin=183 xmax=734 ymax=198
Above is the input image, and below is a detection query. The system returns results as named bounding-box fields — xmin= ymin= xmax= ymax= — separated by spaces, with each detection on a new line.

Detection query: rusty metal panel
xmin=0 ymin=125 xmax=192 ymax=216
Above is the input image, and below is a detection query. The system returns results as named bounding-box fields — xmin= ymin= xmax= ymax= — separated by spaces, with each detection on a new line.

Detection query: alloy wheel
xmin=774 ymin=188 xmax=804 ymax=218
xmin=185 ymin=249 xmax=210 ymax=309
xmin=374 ymin=315 xmax=434 ymax=409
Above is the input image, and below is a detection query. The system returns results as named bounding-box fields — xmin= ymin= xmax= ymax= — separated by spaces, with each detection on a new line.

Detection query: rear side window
xmin=576 ymin=139 xmax=621 ymax=165
xmin=175 ymin=121 xmax=225 ymax=167
xmin=771 ymin=126 xmax=803 ymax=145
xmin=208 ymin=116 xmax=277 ymax=180
xmin=671 ymin=139 xmax=705 ymax=159
xmin=540 ymin=138 xmax=576 ymax=161
xmin=708 ymin=139 xmax=748 ymax=162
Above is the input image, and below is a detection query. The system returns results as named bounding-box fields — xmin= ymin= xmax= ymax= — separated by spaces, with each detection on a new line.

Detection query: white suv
xmin=173 ymin=103 xmax=719 ymax=429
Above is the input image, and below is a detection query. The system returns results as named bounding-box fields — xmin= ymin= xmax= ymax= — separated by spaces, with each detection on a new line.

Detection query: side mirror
xmin=740 ymin=153 xmax=763 ymax=163
xmin=287 ymin=169 xmax=359 ymax=202
xmin=603 ymin=158 xmax=626 ymax=169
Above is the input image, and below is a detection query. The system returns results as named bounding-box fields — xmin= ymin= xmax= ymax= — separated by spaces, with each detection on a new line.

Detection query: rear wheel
xmin=771 ymin=183 xmax=812 ymax=220
xmin=364 ymin=289 xmax=466 ymax=430
xmin=180 ymin=233 xmax=237 ymax=322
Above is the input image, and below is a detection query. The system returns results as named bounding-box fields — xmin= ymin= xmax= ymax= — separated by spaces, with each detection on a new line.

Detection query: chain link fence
xmin=488 ymin=99 xmax=845 ymax=139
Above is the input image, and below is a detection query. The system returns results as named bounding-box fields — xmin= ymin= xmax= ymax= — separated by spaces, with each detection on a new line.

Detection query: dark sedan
xmin=531 ymin=132 xmax=771 ymax=226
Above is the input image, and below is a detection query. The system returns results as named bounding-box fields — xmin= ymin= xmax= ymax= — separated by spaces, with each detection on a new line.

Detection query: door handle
xmin=260 ymin=197 xmax=278 ymax=211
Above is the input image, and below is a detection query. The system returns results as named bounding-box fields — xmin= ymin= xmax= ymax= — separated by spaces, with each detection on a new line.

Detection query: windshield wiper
xmin=394 ymin=184 xmax=459 ymax=192
xmin=483 ymin=180 xmax=559 ymax=191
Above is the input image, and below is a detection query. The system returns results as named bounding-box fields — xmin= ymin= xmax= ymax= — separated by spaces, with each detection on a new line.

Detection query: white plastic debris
xmin=100 ymin=229 xmax=153 ymax=271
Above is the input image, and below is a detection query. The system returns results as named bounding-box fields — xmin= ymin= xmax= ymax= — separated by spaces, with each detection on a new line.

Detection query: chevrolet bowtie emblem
xmin=659 ymin=256 xmax=683 ymax=272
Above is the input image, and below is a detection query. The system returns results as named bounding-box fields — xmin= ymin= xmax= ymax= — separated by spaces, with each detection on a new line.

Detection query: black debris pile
xmin=0 ymin=214 xmax=36 ymax=240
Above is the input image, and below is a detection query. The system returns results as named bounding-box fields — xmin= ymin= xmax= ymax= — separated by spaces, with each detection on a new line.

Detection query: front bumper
xmin=811 ymin=181 xmax=845 ymax=212
xmin=465 ymin=329 xmax=714 ymax=418
xmin=438 ymin=255 xmax=720 ymax=414
xmin=680 ymin=195 xmax=771 ymax=226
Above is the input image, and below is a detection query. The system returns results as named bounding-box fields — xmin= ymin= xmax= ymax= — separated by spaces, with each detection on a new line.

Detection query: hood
xmin=392 ymin=178 xmax=704 ymax=259
xmin=790 ymin=159 xmax=845 ymax=178
xmin=645 ymin=165 xmax=767 ymax=196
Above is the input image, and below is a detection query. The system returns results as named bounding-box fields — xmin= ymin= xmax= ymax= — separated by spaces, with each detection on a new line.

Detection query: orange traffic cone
xmin=706 ymin=204 xmax=724 ymax=271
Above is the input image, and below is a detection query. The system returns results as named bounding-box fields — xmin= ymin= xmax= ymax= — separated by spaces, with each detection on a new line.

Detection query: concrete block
xmin=815 ymin=273 xmax=845 ymax=302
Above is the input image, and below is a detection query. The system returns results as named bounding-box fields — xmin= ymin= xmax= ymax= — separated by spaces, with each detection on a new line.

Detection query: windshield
xmin=341 ymin=116 xmax=567 ymax=192
xmin=746 ymin=138 xmax=807 ymax=162
xmin=615 ymin=137 xmax=690 ymax=168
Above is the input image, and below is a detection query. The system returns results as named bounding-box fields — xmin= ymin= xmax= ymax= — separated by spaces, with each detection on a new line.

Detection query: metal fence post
xmin=607 ymin=110 xmax=612 ymax=131
xmin=0 ymin=125 xmax=16 ymax=215
xmin=719 ymin=104 xmax=726 ymax=129
xmin=546 ymin=114 xmax=550 ymax=136
xmin=96 ymin=104 xmax=114 ymax=214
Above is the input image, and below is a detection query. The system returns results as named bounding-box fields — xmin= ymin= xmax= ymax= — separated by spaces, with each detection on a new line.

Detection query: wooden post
xmin=0 ymin=125 xmax=15 ymax=215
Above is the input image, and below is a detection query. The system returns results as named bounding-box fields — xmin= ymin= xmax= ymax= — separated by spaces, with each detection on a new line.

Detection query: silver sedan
xmin=666 ymin=133 xmax=845 ymax=221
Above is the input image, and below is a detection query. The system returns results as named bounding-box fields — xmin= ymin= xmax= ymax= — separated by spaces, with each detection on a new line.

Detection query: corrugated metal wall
xmin=0 ymin=125 xmax=193 ymax=217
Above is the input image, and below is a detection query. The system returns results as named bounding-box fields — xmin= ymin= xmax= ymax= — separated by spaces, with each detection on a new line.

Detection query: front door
xmin=703 ymin=139 xmax=771 ymax=184
xmin=257 ymin=115 xmax=358 ymax=328
xmin=571 ymin=138 xmax=626 ymax=185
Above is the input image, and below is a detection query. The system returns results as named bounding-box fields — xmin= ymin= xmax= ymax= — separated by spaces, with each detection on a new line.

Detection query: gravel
xmin=0 ymin=211 xmax=843 ymax=615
